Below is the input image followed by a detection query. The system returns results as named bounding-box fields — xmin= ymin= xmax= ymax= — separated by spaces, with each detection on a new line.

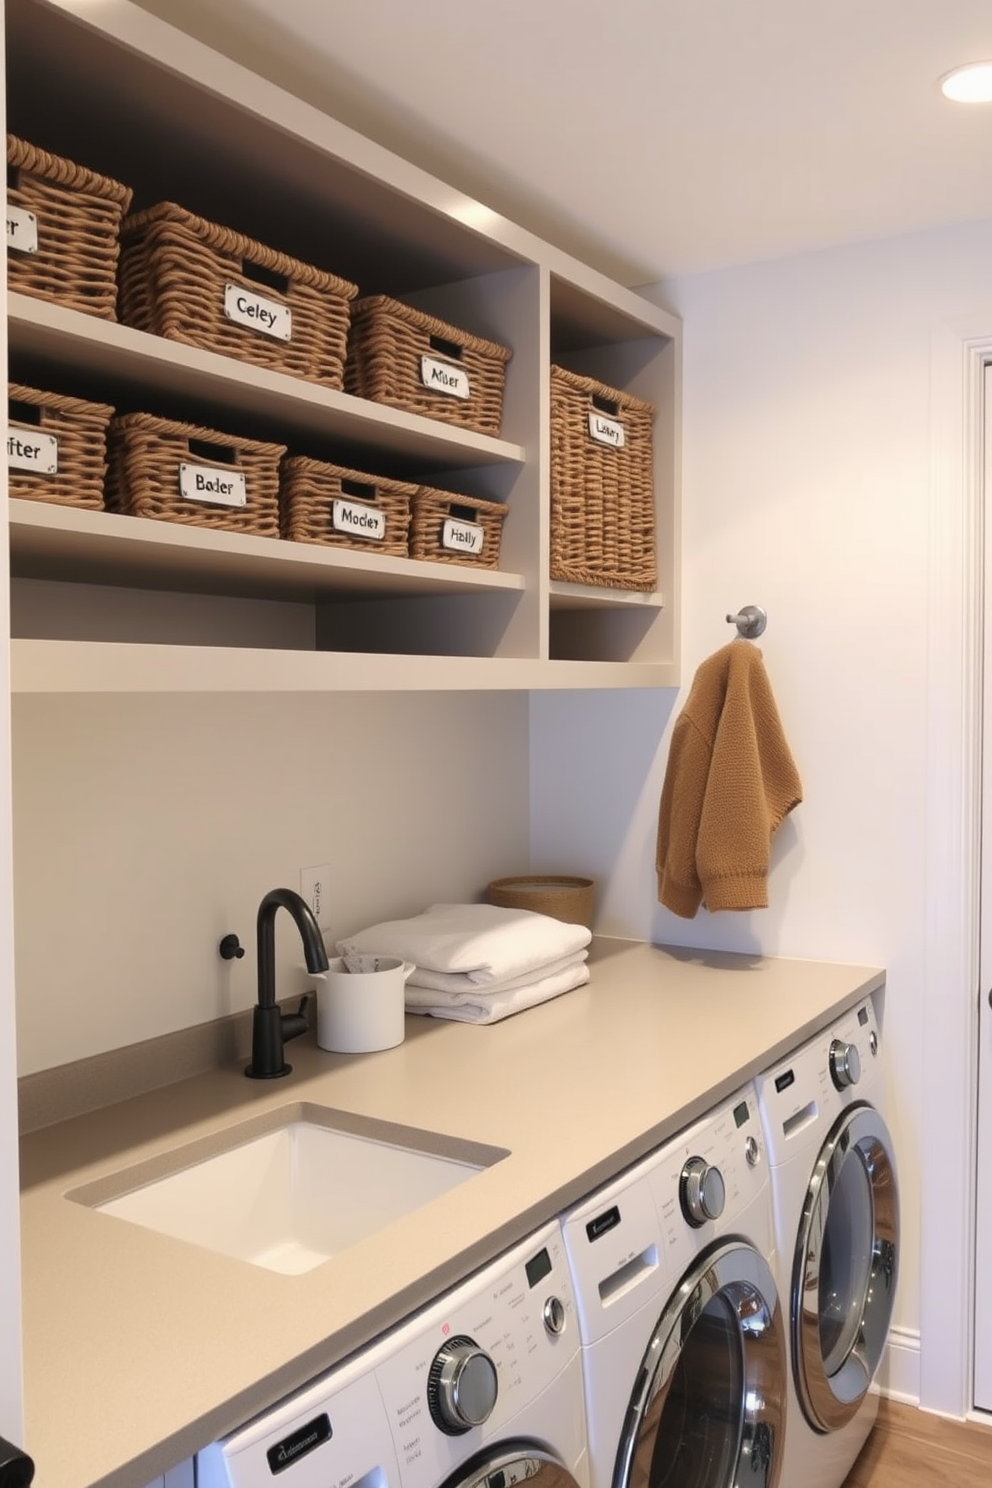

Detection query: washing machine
xmin=754 ymin=997 xmax=899 ymax=1488
xmin=561 ymin=1087 xmax=786 ymax=1488
xmin=196 ymin=1219 xmax=587 ymax=1488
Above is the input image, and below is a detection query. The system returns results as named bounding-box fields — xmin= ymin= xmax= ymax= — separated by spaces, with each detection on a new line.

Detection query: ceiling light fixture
xmin=940 ymin=62 xmax=992 ymax=102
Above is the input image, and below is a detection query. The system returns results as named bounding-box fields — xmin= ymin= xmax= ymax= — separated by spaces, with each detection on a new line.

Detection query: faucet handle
xmin=219 ymin=934 xmax=245 ymax=960
xmin=281 ymin=995 xmax=310 ymax=1046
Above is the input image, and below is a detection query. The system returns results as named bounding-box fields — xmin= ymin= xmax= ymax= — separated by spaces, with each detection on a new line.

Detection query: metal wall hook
xmin=726 ymin=604 xmax=767 ymax=640
xmin=219 ymin=933 xmax=245 ymax=960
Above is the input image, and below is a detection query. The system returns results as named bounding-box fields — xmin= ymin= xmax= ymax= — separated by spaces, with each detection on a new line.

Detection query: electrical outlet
xmin=300 ymin=864 xmax=331 ymax=931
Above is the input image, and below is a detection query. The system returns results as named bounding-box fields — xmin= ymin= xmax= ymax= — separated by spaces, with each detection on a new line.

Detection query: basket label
xmin=333 ymin=498 xmax=386 ymax=541
xmin=223 ymin=282 xmax=291 ymax=341
xmin=588 ymin=411 xmax=625 ymax=449
xmin=421 ymin=355 xmax=470 ymax=400
xmin=442 ymin=517 xmax=484 ymax=555
xmin=8 ymin=426 xmax=57 ymax=473
xmin=6 ymin=203 xmax=38 ymax=255
xmin=179 ymin=462 xmax=247 ymax=509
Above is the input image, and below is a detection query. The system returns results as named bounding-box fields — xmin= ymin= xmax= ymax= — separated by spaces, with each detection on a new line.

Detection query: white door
xmin=975 ymin=363 xmax=992 ymax=1412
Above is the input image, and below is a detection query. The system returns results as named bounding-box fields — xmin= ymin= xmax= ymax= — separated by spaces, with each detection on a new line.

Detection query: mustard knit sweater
xmin=656 ymin=641 xmax=802 ymax=918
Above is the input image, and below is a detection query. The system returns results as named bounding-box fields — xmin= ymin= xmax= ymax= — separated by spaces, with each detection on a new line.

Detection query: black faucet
xmin=246 ymin=887 xmax=330 ymax=1079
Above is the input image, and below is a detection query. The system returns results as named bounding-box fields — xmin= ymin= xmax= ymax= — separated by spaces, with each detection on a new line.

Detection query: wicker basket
xmin=409 ymin=486 xmax=509 ymax=569
xmin=117 ymin=203 xmax=358 ymax=389
xmin=8 ymin=383 xmax=114 ymax=509
xmin=104 ymin=412 xmax=285 ymax=537
xmin=345 ymin=296 xmax=511 ymax=436
xmin=486 ymin=875 xmax=596 ymax=927
xmin=549 ymin=365 xmax=656 ymax=591
xmin=6 ymin=135 xmax=132 ymax=320
xmin=280 ymin=456 xmax=414 ymax=556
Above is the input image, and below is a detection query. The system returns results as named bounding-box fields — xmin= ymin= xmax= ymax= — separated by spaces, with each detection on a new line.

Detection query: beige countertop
xmin=18 ymin=938 xmax=885 ymax=1488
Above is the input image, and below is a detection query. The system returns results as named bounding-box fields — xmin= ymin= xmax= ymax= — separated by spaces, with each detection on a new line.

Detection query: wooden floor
xmin=843 ymin=1398 xmax=992 ymax=1487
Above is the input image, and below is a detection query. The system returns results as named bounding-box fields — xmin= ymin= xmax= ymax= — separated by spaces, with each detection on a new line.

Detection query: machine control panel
xmin=754 ymin=997 xmax=882 ymax=1165
xmin=647 ymin=1087 xmax=771 ymax=1277
xmin=374 ymin=1221 xmax=579 ymax=1488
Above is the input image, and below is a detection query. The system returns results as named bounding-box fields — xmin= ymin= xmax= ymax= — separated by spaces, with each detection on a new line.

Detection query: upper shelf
xmin=8 ymin=295 xmax=526 ymax=476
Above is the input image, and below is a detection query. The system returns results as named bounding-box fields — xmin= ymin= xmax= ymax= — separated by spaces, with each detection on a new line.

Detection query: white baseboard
xmin=878 ymin=1325 xmax=921 ymax=1406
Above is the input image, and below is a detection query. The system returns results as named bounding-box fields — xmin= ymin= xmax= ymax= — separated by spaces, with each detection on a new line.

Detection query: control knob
xmin=427 ymin=1335 xmax=499 ymax=1435
xmin=543 ymin=1295 xmax=566 ymax=1336
xmin=680 ymin=1156 xmax=726 ymax=1227
xmin=829 ymin=1038 xmax=861 ymax=1090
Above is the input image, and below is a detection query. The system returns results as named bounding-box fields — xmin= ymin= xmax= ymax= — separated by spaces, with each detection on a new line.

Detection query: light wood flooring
xmin=842 ymin=1398 xmax=992 ymax=1487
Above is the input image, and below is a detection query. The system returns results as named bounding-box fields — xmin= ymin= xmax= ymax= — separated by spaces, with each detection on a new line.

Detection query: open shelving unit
xmin=5 ymin=0 xmax=681 ymax=693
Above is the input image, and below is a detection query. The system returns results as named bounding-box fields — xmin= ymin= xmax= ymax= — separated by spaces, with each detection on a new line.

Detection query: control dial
xmin=829 ymin=1038 xmax=861 ymax=1090
xmin=543 ymin=1295 xmax=566 ymax=1336
xmin=680 ymin=1156 xmax=726 ymax=1228
xmin=427 ymin=1335 xmax=499 ymax=1435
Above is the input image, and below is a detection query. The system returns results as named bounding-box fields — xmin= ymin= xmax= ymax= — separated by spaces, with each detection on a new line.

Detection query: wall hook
xmin=219 ymin=933 xmax=245 ymax=960
xmin=726 ymin=604 xmax=767 ymax=640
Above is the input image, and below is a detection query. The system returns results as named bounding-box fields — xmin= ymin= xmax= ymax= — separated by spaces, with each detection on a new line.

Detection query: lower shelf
xmin=10 ymin=639 xmax=679 ymax=693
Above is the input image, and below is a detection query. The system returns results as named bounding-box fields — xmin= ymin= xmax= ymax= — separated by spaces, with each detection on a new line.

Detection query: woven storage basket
xmin=280 ymin=456 xmax=415 ymax=557
xmin=8 ymin=383 xmax=114 ymax=510
xmin=487 ymin=875 xmax=596 ymax=927
xmin=105 ymin=412 xmax=285 ymax=538
xmin=549 ymin=365 xmax=657 ymax=591
xmin=6 ymin=135 xmax=132 ymax=320
xmin=117 ymin=203 xmax=358 ymax=389
xmin=345 ymin=296 xmax=511 ymax=436
xmin=409 ymin=486 xmax=509 ymax=569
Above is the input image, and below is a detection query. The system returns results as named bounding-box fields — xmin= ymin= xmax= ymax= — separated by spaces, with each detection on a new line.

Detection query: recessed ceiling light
xmin=941 ymin=62 xmax=992 ymax=102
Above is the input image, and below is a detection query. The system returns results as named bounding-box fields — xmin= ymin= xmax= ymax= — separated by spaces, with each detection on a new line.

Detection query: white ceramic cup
xmin=316 ymin=956 xmax=414 ymax=1053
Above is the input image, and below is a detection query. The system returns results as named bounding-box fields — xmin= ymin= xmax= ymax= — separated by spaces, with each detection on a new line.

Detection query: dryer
xmin=196 ymin=1219 xmax=587 ymax=1488
xmin=561 ymin=1087 xmax=785 ymax=1488
xmin=755 ymin=997 xmax=899 ymax=1488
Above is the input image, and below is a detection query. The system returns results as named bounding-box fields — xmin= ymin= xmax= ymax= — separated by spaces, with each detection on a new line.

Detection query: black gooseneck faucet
xmin=246 ymin=887 xmax=330 ymax=1079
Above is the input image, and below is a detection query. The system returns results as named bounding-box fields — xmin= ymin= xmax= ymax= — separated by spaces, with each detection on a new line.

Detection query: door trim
xmin=922 ymin=314 xmax=992 ymax=1414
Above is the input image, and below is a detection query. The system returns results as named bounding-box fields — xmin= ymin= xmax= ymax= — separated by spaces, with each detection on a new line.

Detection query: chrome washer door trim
xmin=792 ymin=1103 xmax=899 ymax=1433
xmin=440 ymin=1443 xmax=582 ymax=1488
xmin=614 ymin=1239 xmax=785 ymax=1488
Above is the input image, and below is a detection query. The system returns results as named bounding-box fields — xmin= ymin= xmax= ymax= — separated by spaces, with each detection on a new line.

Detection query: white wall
xmin=530 ymin=216 xmax=992 ymax=1404
xmin=12 ymin=691 xmax=530 ymax=1075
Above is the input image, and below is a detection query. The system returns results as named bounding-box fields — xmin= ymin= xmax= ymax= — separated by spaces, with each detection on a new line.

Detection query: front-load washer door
xmin=614 ymin=1240 xmax=785 ymax=1488
xmin=792 ymin=1102 xmax=899 ymax=1434
xmin=439 ymin=1443 xmax=583 ymax=1488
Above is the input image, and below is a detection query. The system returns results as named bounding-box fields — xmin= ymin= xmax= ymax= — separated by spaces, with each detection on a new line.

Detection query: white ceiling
xmin=138 ymin=0 xmax=992 ymax=285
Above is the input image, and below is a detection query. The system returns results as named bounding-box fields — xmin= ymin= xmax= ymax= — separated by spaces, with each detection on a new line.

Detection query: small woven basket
xmin=8 ymin=383 xmax=114 ymax=510
xmin=104 ymin=412 xmax=285 ymax=537
xmin=345 ymin=295 xmax=511 ymax=436
xmin=549 ymin=365 xmax=657 ymax=591
xmin=409 ymin=486 xmax=509 ymax=569
xmin=117 ymin=203 xmax=358 ymax=389
xmin=486 ymin=875 xmax=596 ymax=928
xmin=6 ymin=135 xmax=132 ymax=320
xmin=279 ymin=456 xmax=415 ymax=556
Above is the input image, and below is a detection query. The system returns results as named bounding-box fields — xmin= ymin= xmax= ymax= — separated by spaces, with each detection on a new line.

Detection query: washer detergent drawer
xmin=197 ymin=1363 xmax=397 ymax=1488
xmin=561 ymin=1163 xmax=668 ymax=1346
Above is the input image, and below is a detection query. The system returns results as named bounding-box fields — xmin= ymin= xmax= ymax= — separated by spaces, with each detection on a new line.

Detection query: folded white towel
xmin=336 ymin=903 xmax=591 ymax=988
xmin=407 ymin=949 xmax=588 ymax=997
xmin=405 ymin=959 xmax=591 ymax=1024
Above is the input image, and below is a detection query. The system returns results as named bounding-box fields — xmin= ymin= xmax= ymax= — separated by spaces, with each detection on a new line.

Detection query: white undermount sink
xmin=71 ymin=1104 xmax=506 ymax=1276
